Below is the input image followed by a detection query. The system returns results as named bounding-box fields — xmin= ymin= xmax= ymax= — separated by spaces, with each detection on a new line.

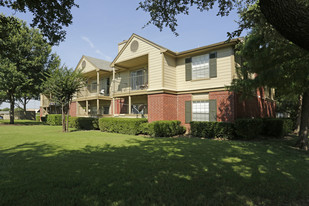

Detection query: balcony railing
xmin=76 ymin=86 xmax=110 ymax=99
xmin=114 ymin=74 xmax=148 ymax=94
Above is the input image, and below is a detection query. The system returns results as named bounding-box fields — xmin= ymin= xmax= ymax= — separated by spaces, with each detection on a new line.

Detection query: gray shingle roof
xmin=84 ymin=56 xmax=112 ymax=71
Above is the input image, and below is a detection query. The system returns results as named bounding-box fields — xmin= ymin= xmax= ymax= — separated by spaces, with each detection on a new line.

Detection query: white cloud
xmin=96 ymin=49 xmax=112 ymax=61
xmin=81 ymin=36 xmax=112 ymax=61
xmin=81 ymin=36 xmax=95 ymax=48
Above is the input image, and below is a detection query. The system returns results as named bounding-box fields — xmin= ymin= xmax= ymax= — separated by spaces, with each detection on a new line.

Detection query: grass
xmin=0 ymin=122 xmax=308 ymax=205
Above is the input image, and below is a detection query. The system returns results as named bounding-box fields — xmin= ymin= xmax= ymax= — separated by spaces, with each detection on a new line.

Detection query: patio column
xmin=97 ymin=99 xmax=100 ymax=115
xmin=128 ymin=96 xmax=131 ymax=114
xmin=86 ymin=100 xmax=89 ymax=116
xmin=97 ymin=71 xmax=100 ymax=95
xmin=112 ymin=98 xmax=115 ymax=116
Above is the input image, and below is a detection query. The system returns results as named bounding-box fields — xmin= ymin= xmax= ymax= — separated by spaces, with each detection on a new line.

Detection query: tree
xmin=0 ymin=14 xmax=51 ymax=124
xmin=229 ymin=5 xmax=309 ymax=150
xmin=137 ymin=0 xmax=309 ymax=51
xmin=44 ymin=65 xmax=86 ymax=132
xmin=0 ymin=0 xmax=79 ymax=45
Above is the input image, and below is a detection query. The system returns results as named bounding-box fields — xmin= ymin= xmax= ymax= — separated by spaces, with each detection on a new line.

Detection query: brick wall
xmin=209 ymin=91 xmax=235 ymax=122
xmin=176 ymin=94 xmax=192 ymax=128
xmin=235 ymin=93 xmax=276 ymax=119
xmin=69 ymin=102 xmax=77 ymax=117
xmin=148 ymin=94 xmax=177 ymax=122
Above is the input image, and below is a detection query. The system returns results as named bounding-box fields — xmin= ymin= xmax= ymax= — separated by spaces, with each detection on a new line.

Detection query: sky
xmin=0 ymin=0 xmax=243 ymax=109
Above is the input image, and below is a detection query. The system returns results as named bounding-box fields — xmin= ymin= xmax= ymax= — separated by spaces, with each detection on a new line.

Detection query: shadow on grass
xmin=0 ymin=137 xmax=308 ymax=205
xmin=0 ymin=120 xmax=44 ymax=126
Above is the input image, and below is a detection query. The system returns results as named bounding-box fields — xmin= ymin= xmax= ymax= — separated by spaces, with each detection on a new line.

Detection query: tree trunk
xmin=23 ymin=96 xmax=27 ymax=119
xmin=296 ymin=90 xmax=309 ymax=150
xmin=61 ymin=104 xmax=66 ymax=132
xmin=259 ymin=0 xmax=309 ymax=51
xmin=66 ymin=102 xmax=70 ymax=132
xmin=9 ymin=94 xmax=15 ymax=124
xmin=294 ymin=95 xmax=302 ymax=133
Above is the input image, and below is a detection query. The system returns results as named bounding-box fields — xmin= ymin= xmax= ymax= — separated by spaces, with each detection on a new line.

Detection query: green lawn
xmin=0 ymin=121 xmax=308 ymax=205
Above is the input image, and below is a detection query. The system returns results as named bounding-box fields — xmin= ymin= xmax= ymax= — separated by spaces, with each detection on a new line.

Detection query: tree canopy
xmin=43 ymin=65 xmax=86 ymax=132
xmin=138 ymin=0 xmax=309 ymax=51
xmin=0 ymin=0 xmax=78 ymax=45
xmin=0 ymin=14 xmax=51 ymax=124
xmin=229 ymin=4 xmax=309 ymax=149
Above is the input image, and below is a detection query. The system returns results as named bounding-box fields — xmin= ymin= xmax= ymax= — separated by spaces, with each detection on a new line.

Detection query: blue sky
xmin=0 ymin=0 xmax=243 ymax=109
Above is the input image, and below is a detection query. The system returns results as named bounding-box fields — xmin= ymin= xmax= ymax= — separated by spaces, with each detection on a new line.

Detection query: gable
xmin=75 ymin=56 xmax=98 ymax=73
xmin=112 ymin=35 xmax=163 ymax=67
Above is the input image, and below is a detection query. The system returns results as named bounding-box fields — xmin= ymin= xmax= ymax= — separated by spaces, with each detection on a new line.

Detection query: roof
xmin=111 ymin=34 xmax=241 ymax=67
xmin=84 ymin=56 xmax=112 ymax=71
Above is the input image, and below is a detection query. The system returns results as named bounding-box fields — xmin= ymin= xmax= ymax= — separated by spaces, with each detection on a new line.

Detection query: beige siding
xmin=77 ymin=57 xmax=97 ymax=73
xmin=118 ymin=42 xmax=126 ymax=52
xmin=176 ymin=47 xmax=234 ymax=91
xmin=163 ymin=54 xmax=177 ymax=90
xmin=115 ymin=37 xmax=162 ymax=90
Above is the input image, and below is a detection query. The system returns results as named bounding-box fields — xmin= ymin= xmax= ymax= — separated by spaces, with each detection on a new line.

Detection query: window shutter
xmin=209 ymin=99 xmax=217 ymax=122
xmin=185 ymin=101 xmax=192 ymax=123
xmin=185 ymin=57 xmax=192 ymax=81
xmin=209 ymin=52 xmax=217 ymax=78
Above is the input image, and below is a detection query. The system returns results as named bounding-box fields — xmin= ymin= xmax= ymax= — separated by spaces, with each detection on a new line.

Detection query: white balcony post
xmin=112 ymin=98 xmax=115 ymax=115
xmin=97 ymin=71 xmax=100 ymax=95
xmin=128 ymin=96 xmax=131 ymax=114
xmin=86 ymin=100 xmax=89 ymax=116
xmin=97 ymin=99 xmax=100 ymax=115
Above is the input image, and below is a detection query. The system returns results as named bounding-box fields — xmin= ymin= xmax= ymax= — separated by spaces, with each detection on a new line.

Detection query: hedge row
xmin=46 ymin=114 xmax=62 ymax=126
xmin=234 ymin=118 xmax=264 ymax=139
xmin=140 ymin=120 xmax=186 ymax=137
xmin=190 ymin=121 xmax=235 ymax=139
xmin=190 ymin=118 xmax=293 ymax=140
xmin=99 ymin=118 xmax=147 ymax=135
xmin=69 ymin=117 xmax=99 ymax=130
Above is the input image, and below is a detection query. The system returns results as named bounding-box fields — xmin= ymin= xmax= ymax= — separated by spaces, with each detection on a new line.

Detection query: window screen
xmin=192 ymin=54 xmax=209 ymax=80
xmin=192 ymin=100 xmax=209 ymax=121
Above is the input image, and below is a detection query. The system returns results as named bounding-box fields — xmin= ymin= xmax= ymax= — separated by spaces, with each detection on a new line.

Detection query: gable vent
xmin=82 ymin=60 xmax=86 ymax=69
xmin=130 ymin=40 xmax=139 ymax=52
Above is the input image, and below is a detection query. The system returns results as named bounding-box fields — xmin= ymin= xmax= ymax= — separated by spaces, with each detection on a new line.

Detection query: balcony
xmin=76 ymin=85 xmax=110 ymax=99
xmin=113 ymin=72 xmax=148 ymax=95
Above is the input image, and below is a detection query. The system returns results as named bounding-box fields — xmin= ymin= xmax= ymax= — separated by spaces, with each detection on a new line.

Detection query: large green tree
xmin=230 ymin=5 xmax=309 ymax=149
xmin=0 ymin=14 xmax=51 ymax=124
xmin=44 ymin=65 xmax=86 ymax=132
xmin=0 ymin=0 xmax=78 ymax=45
xmin=138 ymin=0 xmax=309 ymax=51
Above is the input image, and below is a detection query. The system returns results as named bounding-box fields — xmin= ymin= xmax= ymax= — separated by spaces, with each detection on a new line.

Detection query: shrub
xmin=46 ymin=114 xmax=62 ymax=126
xmin=213 ymin=122 xmax=235 ymax=139
xmin=99 ymin=118 xmax=148 ymax=135
xmin=190 ymin=121 xmax=235 ymax=139
xmin=35 ymin=115 xmax=40 ymax=122
xmin=234 ymin=118 xmax=263 ymax=139
xmin=40 ymin=115 xmax=48 ymax=123
xmin=262 ymin=118 xmax=294 ymax=138
xmin=144 ymin=120 xmax=186 ymax=137
xmin=282 ymin=118 xmax=293 ymax=135
xmin=69 ymin=117 xmax=99 ymax=130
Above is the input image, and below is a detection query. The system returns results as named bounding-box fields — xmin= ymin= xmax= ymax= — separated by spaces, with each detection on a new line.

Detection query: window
xmin=192 ymin=100 xmax=209 ymax=121
xmin=192 ymin=54 xmax=209 ymax=80
xmin=131 ymin=69 xmax=146 ymax=90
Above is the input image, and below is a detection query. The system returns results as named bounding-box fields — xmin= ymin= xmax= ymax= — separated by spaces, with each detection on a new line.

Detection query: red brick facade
xmin=147 ymin=90 xmax=275 ymax=126
xmin=148 ymin=94 xmax=178 ymax=122
xmin=209 ymin=91 xmax=235 ymax=122
xmin=235 ymin=91 xmax=276 ymax=119
xmin=69 ymin=102 xmax=77 ymax=117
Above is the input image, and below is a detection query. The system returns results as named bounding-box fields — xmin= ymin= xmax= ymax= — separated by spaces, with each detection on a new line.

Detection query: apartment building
xmin=40 ymin=34 xmax=275 ymax=126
